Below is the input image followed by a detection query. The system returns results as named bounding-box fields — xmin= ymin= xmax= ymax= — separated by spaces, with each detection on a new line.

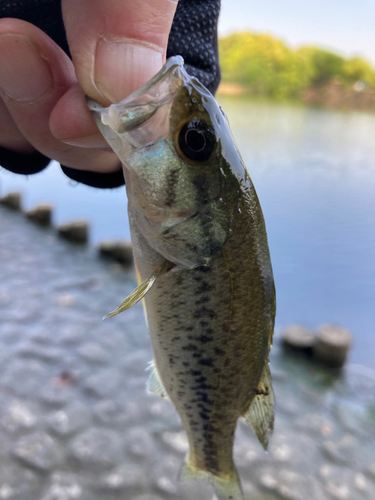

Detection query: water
xmin=1 ymin=98 xmax=374 ymax=368
xmin=1 ymin=207 xmax=375 ymax=500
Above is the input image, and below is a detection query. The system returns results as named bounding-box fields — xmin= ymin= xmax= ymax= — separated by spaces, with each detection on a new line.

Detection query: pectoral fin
xmin=243 ymin=362 xmax=275 ymax=450
xmin=103 ymin=261 xmax=169 ymax=319
xmin=146 ymin=360 xmax=170 ymax=400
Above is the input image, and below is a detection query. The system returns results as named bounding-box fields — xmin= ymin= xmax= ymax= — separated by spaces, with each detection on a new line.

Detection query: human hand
xmin=0 ymin=0 xmax=178 ymax=173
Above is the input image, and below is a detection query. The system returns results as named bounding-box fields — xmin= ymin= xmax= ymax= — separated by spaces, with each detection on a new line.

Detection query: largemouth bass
xmin=88 ymin=56 xmax=276 ymax=500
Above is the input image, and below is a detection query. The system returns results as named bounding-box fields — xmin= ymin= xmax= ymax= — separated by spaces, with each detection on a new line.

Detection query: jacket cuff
xmin=0 ymin=146 xmax=50 ymax=175
xmin=61 ymin=165 xmax=125 ymax=189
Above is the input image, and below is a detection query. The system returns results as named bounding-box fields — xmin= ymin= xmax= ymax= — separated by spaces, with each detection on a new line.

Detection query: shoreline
xmin=217 ymin=80 xmax=375 ymax=112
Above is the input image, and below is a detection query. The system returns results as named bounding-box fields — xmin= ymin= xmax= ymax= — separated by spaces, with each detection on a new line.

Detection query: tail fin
xmin=179 ymin=454 xmax=243 ymax=500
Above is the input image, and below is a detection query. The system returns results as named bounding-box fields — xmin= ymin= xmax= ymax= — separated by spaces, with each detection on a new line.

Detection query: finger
xmin=49 ymin=82 xmax=110 ymax=149
xmin=0 ymin=19 xmax=120 ymax=172
xmin=62 ymin=0 xmax=178 ymax=104
xmin=0 ymin=97 xmax=35 ymax=153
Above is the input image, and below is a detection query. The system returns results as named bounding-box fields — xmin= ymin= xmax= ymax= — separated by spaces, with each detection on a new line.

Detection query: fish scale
xmin=88 ymin=56 xmax=276 ymax=500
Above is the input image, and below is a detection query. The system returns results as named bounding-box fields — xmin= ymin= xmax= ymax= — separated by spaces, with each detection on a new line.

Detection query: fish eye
xmin=178 ymin=120 xmax=215 ymax=162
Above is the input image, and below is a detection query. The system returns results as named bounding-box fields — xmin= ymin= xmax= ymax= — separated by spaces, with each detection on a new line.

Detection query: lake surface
xmin=1 ymin=98 xmax=374 ymax=368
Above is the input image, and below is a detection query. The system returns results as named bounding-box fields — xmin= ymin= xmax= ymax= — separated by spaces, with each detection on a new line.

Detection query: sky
xmin=218 ymin=0 xmax=375 ymax=65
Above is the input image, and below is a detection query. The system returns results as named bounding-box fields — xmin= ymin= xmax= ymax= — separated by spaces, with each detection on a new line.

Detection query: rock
xmin=25 ymin=204 xmax=52 ymax=225
xmin=282 ymin=324 xmax=315 ymax=352
xmin=1 ymin=400 xmax=37 ymax=433
xmin=322 ymin=435 xmax=358 ymax=466
xmin=12 ymin=432 xmax=60 ymax=471
xmin=156 ymin=476 xmax=178 ymax=495
xmin=365 ymin=463 xmax=375 ymax=480
xmin=319 ymin=465 xmax=373 ymax=500
xmin=77 ymin=342 xmax=109 ymax=364
xmin=294 ymin=413 xmax=333 ymax=438
xmin=57 ymin=220 xmax=89 ymax=244
xmin=83 ymin=368 xmax=122 ymax=398
xmin=47 ymin=402 xmax=90 ymax=436
xmin=40 ymin=472 xmax=83 ymax=500
xmin=162 ymin=431 xmax=188 ymax=453
xmin=39 ymin=384 xmax=73 ymax=408
xmin=127 ymin=426 xmax=156 ymax=458
xmin=70 ymin=428 xmax=123 ymax=471
xmin=313 ymin=324 xmax=353 ymax=369
xmin=98 ymin=240 xmax=133 ymax=265
xmin=2 ymin=360 xmax=48 ymax=397
xmin=93 ymin=400 xmax=129 ymax=427
xmin=132 ymin=496 xmax=164 ymax=500
xmin=0 ymin=464 xmax=40 ymax=500
xmin=17 ymin=342 xmax=63 ymax=363
xmin=98 ymin=464 xmax=144 ymax=492
xmin=0 ymin=191 xmax=21 ymax=210
xmin=334 ymin=401 xmax=374 ymax=437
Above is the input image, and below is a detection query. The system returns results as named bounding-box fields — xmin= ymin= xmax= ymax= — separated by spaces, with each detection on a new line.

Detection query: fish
xmin=87 ymin=56 xmax=276 ymax=500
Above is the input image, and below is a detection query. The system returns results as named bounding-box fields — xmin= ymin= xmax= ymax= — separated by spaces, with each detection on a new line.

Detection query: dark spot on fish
xmin=190 ymin=370 xmax=202 ymax=376
xmin=196 ymin=334 xmax=214 ymax=343
xmin=164 ymin=169 xmax=178 ymax=207
xmin=177 ymin=391 xmax=185 ymax=398
xmin=214 ymin=347 xmax=225 ymax=356
xmin=192 ymin=352 xmax=202 ymax=358
xmin=198 ymin=358 xmax=214 ymax=367
xmin=186 ymin=242 xmax=198 ymax=253
xmin=193 ymin=173 xmax=211 ymax=205
xmin=198 ymin=266 xmax=212 ymax=273
xmin=197 ymin=392 xmax=214 ymax=405
xmin=195 ymin=282 xmax=215 ymax=295
xmin=195 ymin=376 xmax=207 ymax=383
xmin=172 ymin=336 xmax=181 ymax=341
xmin=199 ymin=412 xmax=210 ymax=420
xmin=182 ymin=344 xmax=198 ymax=351
xmin=194 ymin=306 xmax=216 ymax=319
xmin=192 ymin=382 xmax=214 ymax=391
xmin=195 ymin=296 xmax=210 ymax=305
xmin=176 ymin=274 xmax=184 ymax=286
xmin=182 ymin=362 xmax=190 ymax=367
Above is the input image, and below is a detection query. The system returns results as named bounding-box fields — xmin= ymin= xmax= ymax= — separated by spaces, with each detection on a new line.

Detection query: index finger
xmin=62 ymin=0 xmax=178 ymax=105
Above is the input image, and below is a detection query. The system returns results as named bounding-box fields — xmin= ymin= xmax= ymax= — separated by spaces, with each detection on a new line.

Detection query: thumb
xmin=62 ymin=0 xmax=178 ymax=104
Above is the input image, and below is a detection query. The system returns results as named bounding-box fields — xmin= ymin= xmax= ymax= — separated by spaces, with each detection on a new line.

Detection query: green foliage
xmin=219 ymin=32 xmax=375 ymax=98
xmin=342 ymin=57 xmax=375 ymax=86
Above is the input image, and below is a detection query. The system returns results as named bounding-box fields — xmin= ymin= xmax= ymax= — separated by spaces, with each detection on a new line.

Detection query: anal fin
xmin=243 ymin=362 xmax=275 ymax=450
xmin=146 ymin=360 xmax=170 ymax=401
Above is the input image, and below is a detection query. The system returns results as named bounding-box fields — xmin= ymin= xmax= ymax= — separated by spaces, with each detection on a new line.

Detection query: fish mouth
xmin=87 ymin=56 xmax=186 ymax=130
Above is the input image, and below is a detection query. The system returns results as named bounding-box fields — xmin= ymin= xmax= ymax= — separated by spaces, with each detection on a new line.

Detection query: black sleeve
xmin=0 ymin=0 xmax=221 ymax=188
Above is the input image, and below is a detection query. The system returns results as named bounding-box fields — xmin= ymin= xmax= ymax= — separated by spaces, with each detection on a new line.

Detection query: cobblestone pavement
xmin=1 ymin=206 xmax=375 ymax=500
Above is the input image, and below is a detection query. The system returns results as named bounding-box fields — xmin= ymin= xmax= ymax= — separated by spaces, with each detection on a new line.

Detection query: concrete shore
xmin=1 ymin=205 xmax=374 ymax=500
